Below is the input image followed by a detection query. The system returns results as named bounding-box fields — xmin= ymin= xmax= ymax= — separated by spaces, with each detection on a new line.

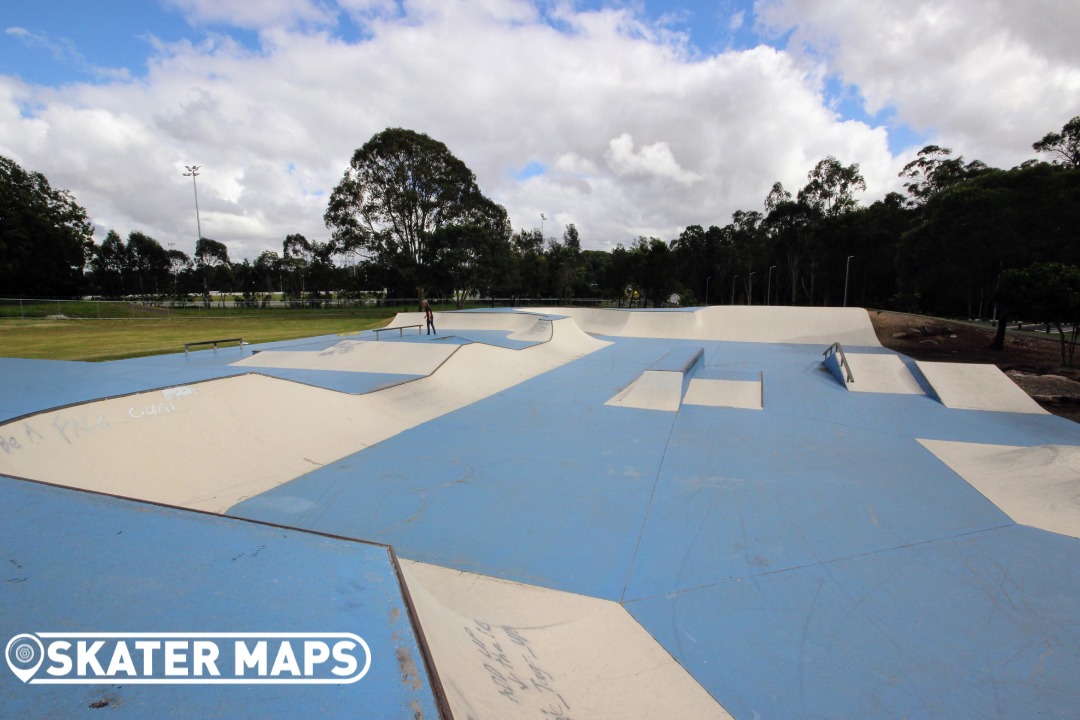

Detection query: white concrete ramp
xmin=916 ymin=361 xmax=1048 ymax=413
xmin=235 ymin=339 xmax=457 ymax=375
xmin=387 ymin=310 xmax=548 ymax=335
xmin=844 ymin=353 xmax=925 ymax=395
xmin=534 ymin=306 xmax=881 ymax=346
xmin=399 ymin=560 xmax=733 ymax=720
xmin=606 ymin=347 xmax=704 ymax=412
xmin=683 ymin=376 xmax=764 ymax=409
xmin=920 ymin=440 xmax=1080 ymax=539
xmin=606 ymin=370 xmax=684 ymax=411
xmin=0 ymin=316 xmax=609 ymax=512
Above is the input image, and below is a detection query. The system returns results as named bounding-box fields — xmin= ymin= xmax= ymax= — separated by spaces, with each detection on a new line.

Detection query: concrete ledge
xmin=606 ymin=348 xmax=704 ymax=412
xmin=649 ymin=347 xmax=704 ymax=374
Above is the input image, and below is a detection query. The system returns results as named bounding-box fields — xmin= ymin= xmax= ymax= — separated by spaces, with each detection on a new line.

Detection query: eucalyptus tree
xmin=92 ymin=230 xmax=129 ymax=297
xmin=254 ymin=250 xmax=281 ymax=297
xmin=1033 ymin=116 xmax=1080 ymax=168
xmin=996 ymin=262 xmax=1080 ymax=365
xmin=125 ymin=231 xmax=169 ymax=298
xmin=325 ymin=128 xmax=510 ymax=303
xmin=899 ymin=145 xmax=989 ymax=205
xmin=798 ymin=156 xmax=866 ymax=218
xmin=0 ymin=155 xmax=93 ymax=296
xmin=195 ymin=237 xmax=229 ymax=304
xmin=762 ymin=182 xmax=813 ymax=304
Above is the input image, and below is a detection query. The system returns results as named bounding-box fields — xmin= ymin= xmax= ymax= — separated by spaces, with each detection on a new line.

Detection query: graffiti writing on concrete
xmin=319 ymin=342 xmax=360 ymax=357
xmin=0 ymin=387 xmax=197 ymax=457
xmin=0 ymin=422 xmax=47 ymax=454
xmin=464 ymin=620 xmax=573 ymax=720
xmin=129 ymin=400 xmax=176 ymax=419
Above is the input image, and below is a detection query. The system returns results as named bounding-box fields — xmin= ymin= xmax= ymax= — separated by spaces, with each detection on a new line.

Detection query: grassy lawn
xmin=0 ymin=315 xmax=395 ymax=361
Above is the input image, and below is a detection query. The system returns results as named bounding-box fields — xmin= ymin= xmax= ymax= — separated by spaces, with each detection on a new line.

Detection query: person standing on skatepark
xmin=423 ymin=297 xmax=436 ymax=334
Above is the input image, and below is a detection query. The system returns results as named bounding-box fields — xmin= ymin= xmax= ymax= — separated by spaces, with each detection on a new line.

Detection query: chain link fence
xmin=0 ymin=297 xmax=609 ymax=320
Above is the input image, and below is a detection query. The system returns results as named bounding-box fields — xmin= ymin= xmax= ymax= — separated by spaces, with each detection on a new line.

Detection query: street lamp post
xmin=183 ymin=165 xmax=203 ymax=245
xmin=540 ymin=212 xmax=546 ymax=243
xmin=705 ymin=276 xmax=711 ymax=305
xmin=731 ymin=276 xmax=738 ymax=305
xmin=844 ymin=255 xmax=854 ymax=307
xmin=167 ymin=242 xmax=176 ymax=297
xmin=748 ymin=271 xmax=755 ymax=306
xmin=767 ymin=265 xmax=776 ymax=306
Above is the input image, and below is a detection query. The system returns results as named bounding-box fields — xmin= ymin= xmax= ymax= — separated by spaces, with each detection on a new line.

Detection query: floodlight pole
xmin=767 ymin=265 xmax=776 ymax=306
xmin=705 ymin=276 xmax=711 ymax=305
xmin=183 ymin=165 xmax=203 ymax=245
xmin=167 ymin=242 xmax=176 ymax=295
xmin=731 ymin=276 xmax=738 ymax=305
xmin=844 ymin=255 xmax=854 ymax=307
xmin=540 ymin=212 xmax=546 ymax=243
xmin=748 ymin=271 xmax=755 ymax=306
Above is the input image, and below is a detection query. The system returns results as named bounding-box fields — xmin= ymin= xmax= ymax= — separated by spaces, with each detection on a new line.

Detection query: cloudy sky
xmin=1 ymin=0 xmax=1077 ymax=260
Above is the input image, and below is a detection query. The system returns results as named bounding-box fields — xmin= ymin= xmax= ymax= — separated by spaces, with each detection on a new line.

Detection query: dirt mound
xmin=870 ymin=310 xmax=1080 ymax=421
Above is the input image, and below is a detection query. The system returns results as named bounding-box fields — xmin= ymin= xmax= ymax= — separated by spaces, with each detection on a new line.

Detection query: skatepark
xmin=2 ymin=306 xmax=1079 ymax=718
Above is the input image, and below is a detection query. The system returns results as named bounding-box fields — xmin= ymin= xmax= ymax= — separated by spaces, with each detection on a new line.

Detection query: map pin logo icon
xmin=5 ymin=634 xmax=44 ymax=683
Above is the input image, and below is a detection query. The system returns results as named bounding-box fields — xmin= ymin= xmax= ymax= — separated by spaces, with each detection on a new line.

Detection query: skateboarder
xmin=423 ymin=299 xmax=436 ymax=335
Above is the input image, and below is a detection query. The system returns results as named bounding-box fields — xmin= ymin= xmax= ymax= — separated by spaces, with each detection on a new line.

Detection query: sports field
xmin=0 ymin=314 xmax=392 ymax=361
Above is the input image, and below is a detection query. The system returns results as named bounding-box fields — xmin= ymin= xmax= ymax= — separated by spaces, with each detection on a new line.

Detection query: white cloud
xmin=605 ymin=133 xmax=702 ymax=186
xmin=18 ymin=0 xmax=1067 ymax=259
xmin=755 ymin=0 xmax=1080 ymax=165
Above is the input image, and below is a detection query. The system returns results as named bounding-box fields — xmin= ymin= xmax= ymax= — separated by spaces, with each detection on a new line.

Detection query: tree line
xmin=3 ymin=120 xmax=1079 ymax=323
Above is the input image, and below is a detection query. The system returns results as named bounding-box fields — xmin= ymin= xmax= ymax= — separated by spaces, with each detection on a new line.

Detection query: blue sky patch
xmin=514 ymin=161 xmax=546 ymax=180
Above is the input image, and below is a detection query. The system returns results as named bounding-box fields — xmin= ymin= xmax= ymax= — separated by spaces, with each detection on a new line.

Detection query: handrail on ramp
xmin=184 ymin=337 xmax=244 ymax=357
xmin=823 ymin=341 xmax=855 ymax=384
xmin=373 ymin=324 xmax=422 ymax=340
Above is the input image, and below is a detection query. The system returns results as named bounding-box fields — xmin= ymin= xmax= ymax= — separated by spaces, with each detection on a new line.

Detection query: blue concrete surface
xmin=0 ymin=332 xmax=421 ymax=422
xmin=230 ymin=339 xmax=677 ymax=598
xmin=4 ymin=317 xmax=1080 ymax=718
xmin=0 ymin=328 xmax=551 ymax=423
xmin=0 ymin=477 xmax=440 ymax=719
xmin=227 ymin=334 xmax=1080 ymax=718
xmin=626 ymin=524 xmax=1080 ymax=719
xmin=230 ymin=338 xmax=1079 ymax=601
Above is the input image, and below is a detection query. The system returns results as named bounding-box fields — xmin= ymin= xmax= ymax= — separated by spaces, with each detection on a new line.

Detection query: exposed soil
xmin=869 ymin=310 xmax=1080 ymax=423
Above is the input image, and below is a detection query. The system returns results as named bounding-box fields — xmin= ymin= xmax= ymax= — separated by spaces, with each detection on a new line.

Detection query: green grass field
xmin=0 ymin=314 xmax=396 ymax=361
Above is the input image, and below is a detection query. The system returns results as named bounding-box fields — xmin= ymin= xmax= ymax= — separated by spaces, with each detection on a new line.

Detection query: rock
xmin=920 ymin=324 xmax=956 ymax=337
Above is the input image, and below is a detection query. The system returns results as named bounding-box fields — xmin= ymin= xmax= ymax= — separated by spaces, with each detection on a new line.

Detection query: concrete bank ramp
xmin=387 ymin=309 xmax=552 ymax=337
xmin=400 ymin=560 xmax=732 ymax=720
xmin=920 ymin=440 xmax=1080 ymax=538
xmin=608 ymin=348 xmax=766 ymax=412
xmin=234 ymin=339 xmax=456 ymax=375
xmin=0 ymin=316 xmax=608 ymax=512
xmin=532 ymin=306 xmax=881 ymax=345
xmin=915 ymin=361 xmax=1048 ymax=413
xmin=842 ymin=353 xmax=925 ymax=395
xmin=606 ymin=347 xmax=702 ymax=412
